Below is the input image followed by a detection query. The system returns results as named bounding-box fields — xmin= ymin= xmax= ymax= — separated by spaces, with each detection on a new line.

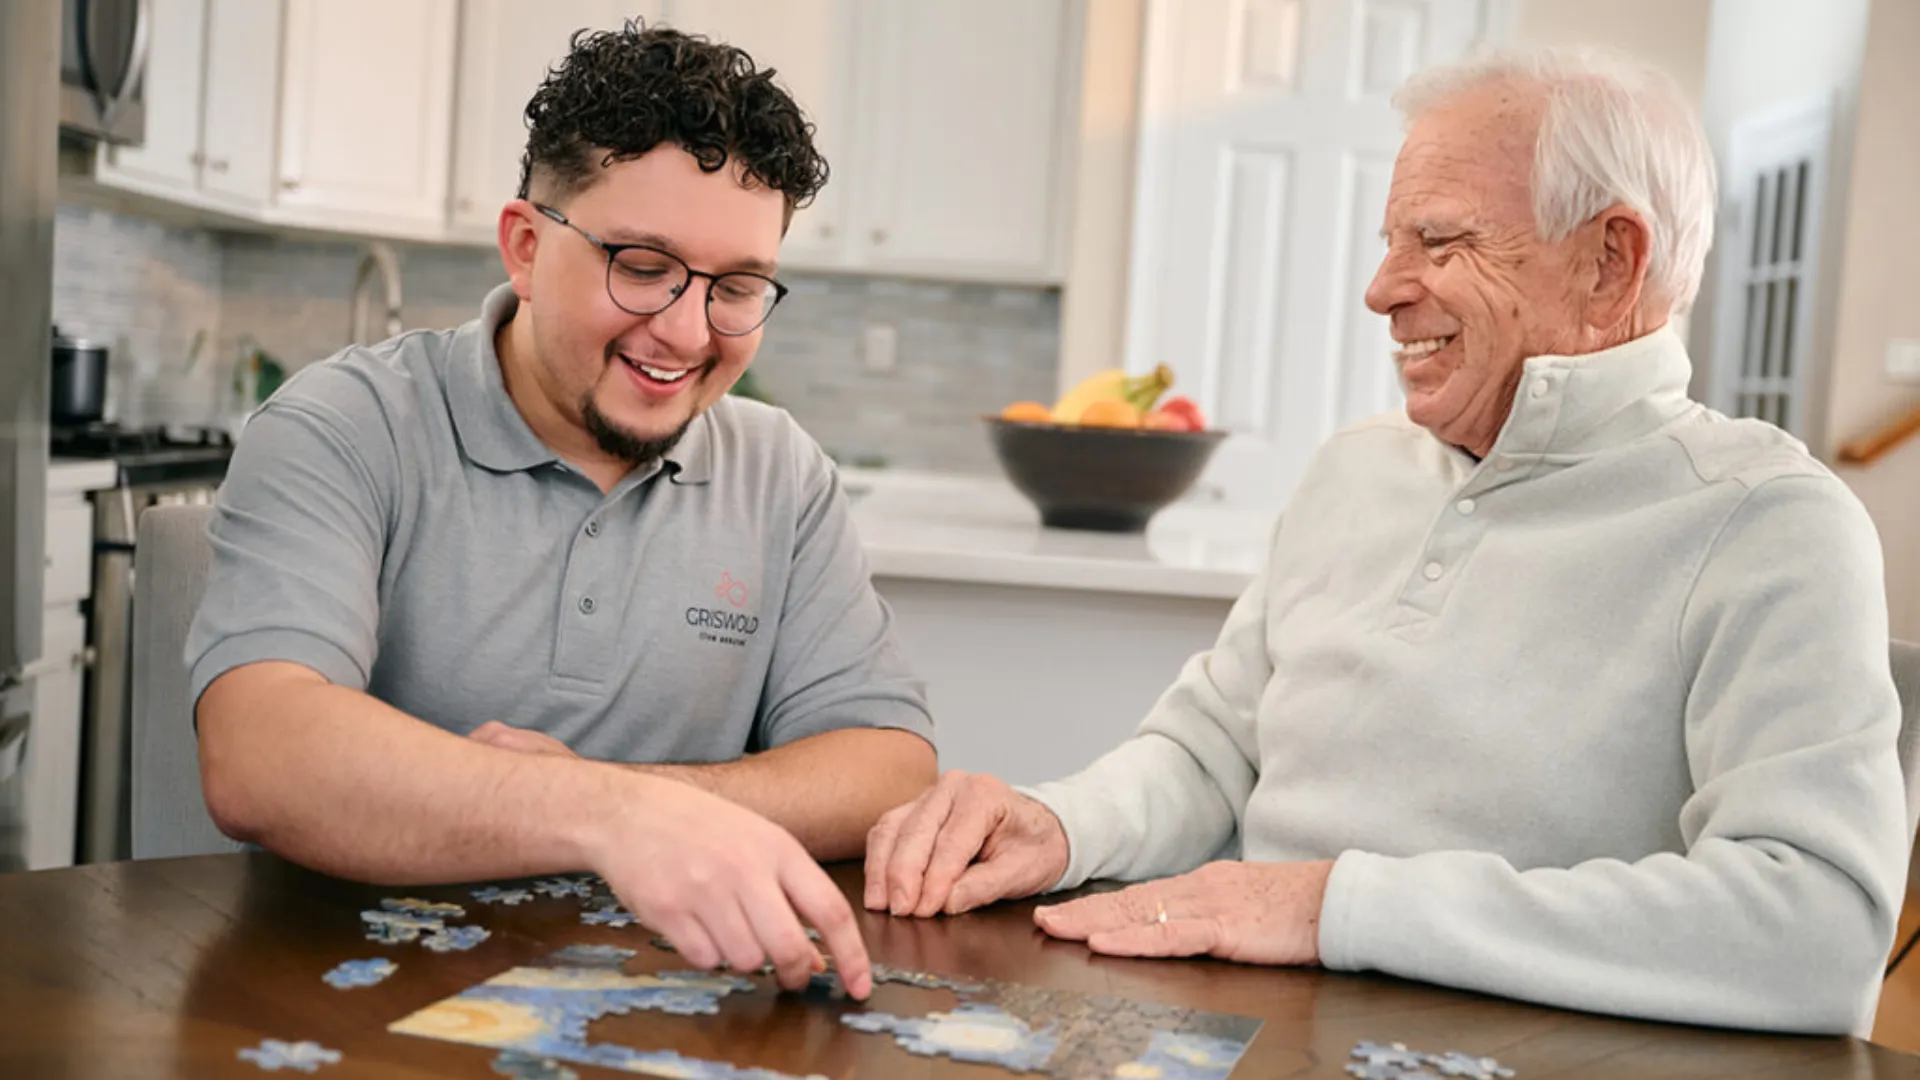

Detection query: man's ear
xmin=1587 ymin=204 xmax=1654 ymax=330
xmin=498 ymin=199 xmax=544 ymax=301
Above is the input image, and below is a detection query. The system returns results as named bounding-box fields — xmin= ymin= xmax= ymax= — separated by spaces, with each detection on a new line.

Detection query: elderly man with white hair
xmin=863 ymin=45 xmax=1909 ymax=1035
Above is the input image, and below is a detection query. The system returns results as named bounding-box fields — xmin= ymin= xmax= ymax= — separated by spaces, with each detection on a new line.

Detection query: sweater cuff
xmin=1014 ymin=781 xmax=1101 ymax=893
xmin=1319 ymin=849 xmax=1390 ymax=971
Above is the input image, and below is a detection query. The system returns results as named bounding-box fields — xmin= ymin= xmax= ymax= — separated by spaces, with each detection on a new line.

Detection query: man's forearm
xmin=630 ymin=729 xmax=936 ymax=860
xmin=198 ymin=662 xmax=635 ymax=885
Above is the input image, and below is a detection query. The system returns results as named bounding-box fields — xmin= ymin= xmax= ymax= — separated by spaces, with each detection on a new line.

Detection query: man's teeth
xmin=635 ymin=362 xmax=691 ymax=383
xmin=1396 ymin=335 xmax=1456 ymax=360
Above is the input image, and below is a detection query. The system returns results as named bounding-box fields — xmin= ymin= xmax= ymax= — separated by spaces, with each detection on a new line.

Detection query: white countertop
xmin=48 ymin=457 xmax=119 ymax=496
xmin=840 ymin=468 xmax=1276 ymax=601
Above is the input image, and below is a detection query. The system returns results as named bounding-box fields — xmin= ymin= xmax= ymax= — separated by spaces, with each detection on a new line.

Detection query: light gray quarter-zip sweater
xmin=1025 ymin=325 xmax=1908 ymax=1035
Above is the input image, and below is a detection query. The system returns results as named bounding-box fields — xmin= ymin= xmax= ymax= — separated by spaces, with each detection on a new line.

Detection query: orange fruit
xmin=1078 ymin=399 xmax=1142 ymax=428
xmin=1000 ymin=401 xmax=1052 ymax=423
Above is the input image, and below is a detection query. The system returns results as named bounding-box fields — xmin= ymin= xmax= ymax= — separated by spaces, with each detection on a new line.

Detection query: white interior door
xmin=1707 ymin=92 xmax=1833 ymax=444
xmin=1124 ymin=0 xmax=1490 ymax=503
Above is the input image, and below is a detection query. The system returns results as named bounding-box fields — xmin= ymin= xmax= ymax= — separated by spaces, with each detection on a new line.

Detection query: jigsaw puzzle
xmin=237 ymin=1038 xmax=343 ymax=1073
xmin=321 ymin=958 xmax=397 ymax=990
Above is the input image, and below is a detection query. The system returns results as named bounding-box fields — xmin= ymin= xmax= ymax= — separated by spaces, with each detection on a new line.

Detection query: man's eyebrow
xmin=600 ymin=228 xmax=780 ymax=275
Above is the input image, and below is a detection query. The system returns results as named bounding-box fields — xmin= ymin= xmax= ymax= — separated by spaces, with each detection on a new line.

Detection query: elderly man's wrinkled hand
xmin=1032 ymin=860 xmax=1334 ymax=966
xmin=470 ymin=720 xmax=578 ymax=758
xmin=863 ymin=770 xmax=1070 ymax=918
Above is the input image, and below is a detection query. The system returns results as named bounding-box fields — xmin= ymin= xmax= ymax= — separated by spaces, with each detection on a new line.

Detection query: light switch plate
xmin=1887 ymin=338 xmax=1920 ymax=383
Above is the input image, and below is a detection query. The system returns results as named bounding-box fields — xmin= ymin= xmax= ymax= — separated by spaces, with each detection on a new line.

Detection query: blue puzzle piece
xmin=322 ymin=958 xmax=397 ymax=989
xmin=472 ymin=886 xmax=535 ymax=906
xmin=421 ymin=925 xmax=491 ymax=953
xmin=237 ymin=1039 xmax=342 ymax=1073
xmin=580 ymin=906 xmax=637 ymax=928
xmin=380 ymin=897 xmax=466 ymax=919
xmin=542 ymin=944 xmax=637 ymax=970
xmin=491 ymin=1049 xmax=580 ymax=1079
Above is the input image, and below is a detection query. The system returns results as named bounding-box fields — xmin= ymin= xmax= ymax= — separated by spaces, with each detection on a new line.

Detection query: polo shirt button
xmin=578 ymin=596 xmax=596 ymax=615
xmin=1530 ymin=377 xmax=1551 ymax=398
xmin=585 ymin=520 xmax=602 ymax=538
xmin=1456 ymin=498 xmax=1476 ymax=515
xmin=1423 ymin=561 xmax=1444 ymax=581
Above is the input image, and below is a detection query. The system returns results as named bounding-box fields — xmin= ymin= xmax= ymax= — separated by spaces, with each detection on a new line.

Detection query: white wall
xmin=1514 ymin=0 xmax=1711 ymax=109
xmin=1824 ymin=0 xmax=1920 ymax=642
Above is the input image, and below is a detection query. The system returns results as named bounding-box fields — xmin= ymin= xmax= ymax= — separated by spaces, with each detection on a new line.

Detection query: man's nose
xmin=647 ymin=281 xmax=714 ymax=355
xmin=1364 ymin=247 xmax=1422 ymax=316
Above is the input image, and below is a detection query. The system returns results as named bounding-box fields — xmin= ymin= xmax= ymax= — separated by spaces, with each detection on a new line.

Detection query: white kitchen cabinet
xmin=94 ymin=0 xmax=280 ymax=215
xmin=449 ymin=0 xmax=663 ymax=242
xmin=196 ymin=0 xmax=284 ymax=211
xmin=24 ymin=462 xmax=117 ymax=871
xmin=274 ymin=0 xmax=458 ymax=240
xmin=663 ymin=0 xmax=858 ymax=269
xmin=96 ymin=0 xmax=207 ymax=195
xmin=853 ymin=0 xmax=1080 ymax=282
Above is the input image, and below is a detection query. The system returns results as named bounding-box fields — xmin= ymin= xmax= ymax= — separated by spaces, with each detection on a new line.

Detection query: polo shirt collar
xmin=449 ymin=281 xmax=719 ymax=484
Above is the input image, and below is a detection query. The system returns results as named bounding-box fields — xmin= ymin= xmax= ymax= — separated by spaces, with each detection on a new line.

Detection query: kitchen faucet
xmin=348 ymin=241 xmax=405 ymax=345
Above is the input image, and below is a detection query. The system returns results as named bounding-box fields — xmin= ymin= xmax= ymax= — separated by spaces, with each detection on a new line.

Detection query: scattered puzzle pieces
xmin=1347 ymin=1040 xmax=1514 ymax=1080
xmin=544 ymin=944 xmax=637 ymax=970
xmin=360 ymin=909 xmax=443 ymax=944
xmin=380 ymin=897 xmax=466 ymax=919
xmin=491 ymin=1049 xmax=580 ymax=1080
xmin=422 ymin=925 xmax=492 ymax=953
xmin=472 ymin=886 xmax=535 ymax=906
xmin=581 ymin=906 xmax=638 ymax=928
xmin=237 ymin=1039 xmax=342 ymax=1073
xmin=532 ymin=877 xmax=594 ymax=900
xmin=871 ymin=963 xmax=985 ymax=994
xmin=321 ymin=958 xmax=397 ymax=989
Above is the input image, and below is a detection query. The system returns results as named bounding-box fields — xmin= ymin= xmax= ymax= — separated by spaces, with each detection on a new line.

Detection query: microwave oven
xmin=58 ymin=0 xmax=150 ymax=146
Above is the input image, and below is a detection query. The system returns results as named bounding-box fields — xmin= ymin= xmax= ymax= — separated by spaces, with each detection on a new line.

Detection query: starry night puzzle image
xmin=387 ymin=942 xmax=1261 ymax=1078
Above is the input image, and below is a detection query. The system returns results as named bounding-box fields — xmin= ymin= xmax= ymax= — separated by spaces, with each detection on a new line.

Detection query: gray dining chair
xmin=130 ymin=502 xmax=242 ymax=860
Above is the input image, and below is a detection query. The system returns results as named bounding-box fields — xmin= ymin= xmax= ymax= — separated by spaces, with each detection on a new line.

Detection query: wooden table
xmin=1 ymin=853 xmax=1915 ymax=1078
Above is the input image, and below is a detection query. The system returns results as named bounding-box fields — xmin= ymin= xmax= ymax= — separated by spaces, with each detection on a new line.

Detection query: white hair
xmin=1393 ymin=46 xmax=1717 ymax=314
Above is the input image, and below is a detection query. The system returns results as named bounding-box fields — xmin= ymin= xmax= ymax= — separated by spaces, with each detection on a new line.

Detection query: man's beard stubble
xmin=581 ymin=392 xmax=694 ymax=469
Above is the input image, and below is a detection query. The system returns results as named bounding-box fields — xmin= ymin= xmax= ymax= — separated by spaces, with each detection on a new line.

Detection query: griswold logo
xmin=687 ymin=571 xmax=758 ymax=647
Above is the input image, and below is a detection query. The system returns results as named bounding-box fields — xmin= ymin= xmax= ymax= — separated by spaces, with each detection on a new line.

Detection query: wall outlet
xmin=863 ymin=322 xmax=898 ymax=374
xmin=1886 ymin=339 xmax=1920 ymax=384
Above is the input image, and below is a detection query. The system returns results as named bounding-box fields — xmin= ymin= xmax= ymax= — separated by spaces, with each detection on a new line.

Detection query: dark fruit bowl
xmin=984 ymin=417 xmax=1228 ymax=532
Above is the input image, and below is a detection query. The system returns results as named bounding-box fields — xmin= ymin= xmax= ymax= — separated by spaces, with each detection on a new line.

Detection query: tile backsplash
xmin=52 ymin=203 xmax=1059 ymax=473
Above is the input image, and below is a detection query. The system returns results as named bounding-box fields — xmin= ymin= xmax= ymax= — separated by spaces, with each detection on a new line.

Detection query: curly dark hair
xmin=517 ymin=20 xmax=828 ymax=217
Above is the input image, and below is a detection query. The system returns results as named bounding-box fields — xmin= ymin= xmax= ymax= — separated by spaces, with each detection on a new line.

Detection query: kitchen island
xmin=838 ymin=468 xmax=1277 ymax=786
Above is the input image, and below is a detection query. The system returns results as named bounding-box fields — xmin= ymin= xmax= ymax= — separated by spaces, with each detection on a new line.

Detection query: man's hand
xmin=591 ymin=772 xmax=874 ymax=1000
xmin=469 ymin=721 xmax=576 ymax=758
xmin=863 ymin=770 xmax=1070 ymax=917
xmin=1033 ymin=860 xmax=1333 ymax=965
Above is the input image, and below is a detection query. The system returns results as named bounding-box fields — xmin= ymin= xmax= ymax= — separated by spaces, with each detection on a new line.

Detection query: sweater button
xmin=1423 ymin=562 xmax=1444 ymax=581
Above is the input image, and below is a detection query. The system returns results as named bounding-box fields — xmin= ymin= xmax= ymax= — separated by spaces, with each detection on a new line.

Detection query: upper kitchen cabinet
xmin=273 ymin=0 xmax=458 ymax=241
xmin=93 ymin=0 xmax=282 ymax=215
xmin=449 ymin=0 xmax=664 ymax=242
xmin=662 ymin=0 xmax=858 ymax=269
xmin=852 ymin=0 xmax=1081 ymax=283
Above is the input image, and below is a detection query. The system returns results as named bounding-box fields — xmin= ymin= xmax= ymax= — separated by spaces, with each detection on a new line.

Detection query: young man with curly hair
xmin=187 ymin=23 xmax=937 ymax=997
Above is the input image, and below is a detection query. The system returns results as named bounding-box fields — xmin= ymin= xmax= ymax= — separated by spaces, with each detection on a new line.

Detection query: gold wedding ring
xmin=1154 ymin=900 xmax=1167 ymax=925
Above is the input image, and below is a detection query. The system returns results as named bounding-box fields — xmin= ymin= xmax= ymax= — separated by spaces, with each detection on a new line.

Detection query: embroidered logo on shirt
xmin=688 ymin=572 xmax=758 ymax=647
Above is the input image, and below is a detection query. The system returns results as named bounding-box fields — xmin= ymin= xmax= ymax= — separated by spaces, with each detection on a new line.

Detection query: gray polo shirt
xmin=186 ymin=284 xmax=933 ymax=763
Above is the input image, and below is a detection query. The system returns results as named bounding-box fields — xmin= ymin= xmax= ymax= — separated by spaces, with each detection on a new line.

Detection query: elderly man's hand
xmin=864 ymin=770 xmax=1070 ymax=917
xmin=1033 ymin=860 xmax=1334 ymax=966
xmin=469 ymin=720 xmax=577 ymax=758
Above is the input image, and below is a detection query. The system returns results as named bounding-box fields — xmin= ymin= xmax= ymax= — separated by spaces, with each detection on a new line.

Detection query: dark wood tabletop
xmin=0 ymin=852 xmax=1915 ymax=1078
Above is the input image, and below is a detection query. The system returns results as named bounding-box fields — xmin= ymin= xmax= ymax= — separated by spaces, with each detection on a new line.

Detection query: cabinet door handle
xmin=871 ymin=228 xmax=889 ymax=245
xmin=209 ymin=159 xmax=229 ymax=174
xmin=457 ymin=197 xmax=473 ymax=212
xmin=818 ymin=224 xmax=834 ymax=239
xmin=188 ymin=151 xmax=206 ymax=166
xmin=280 ymin=177 xmax=301 ymax=191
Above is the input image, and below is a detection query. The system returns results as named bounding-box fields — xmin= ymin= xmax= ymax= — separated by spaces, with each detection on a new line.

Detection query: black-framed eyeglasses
xmin=533 ymin=203 xmax=789 ymax=337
